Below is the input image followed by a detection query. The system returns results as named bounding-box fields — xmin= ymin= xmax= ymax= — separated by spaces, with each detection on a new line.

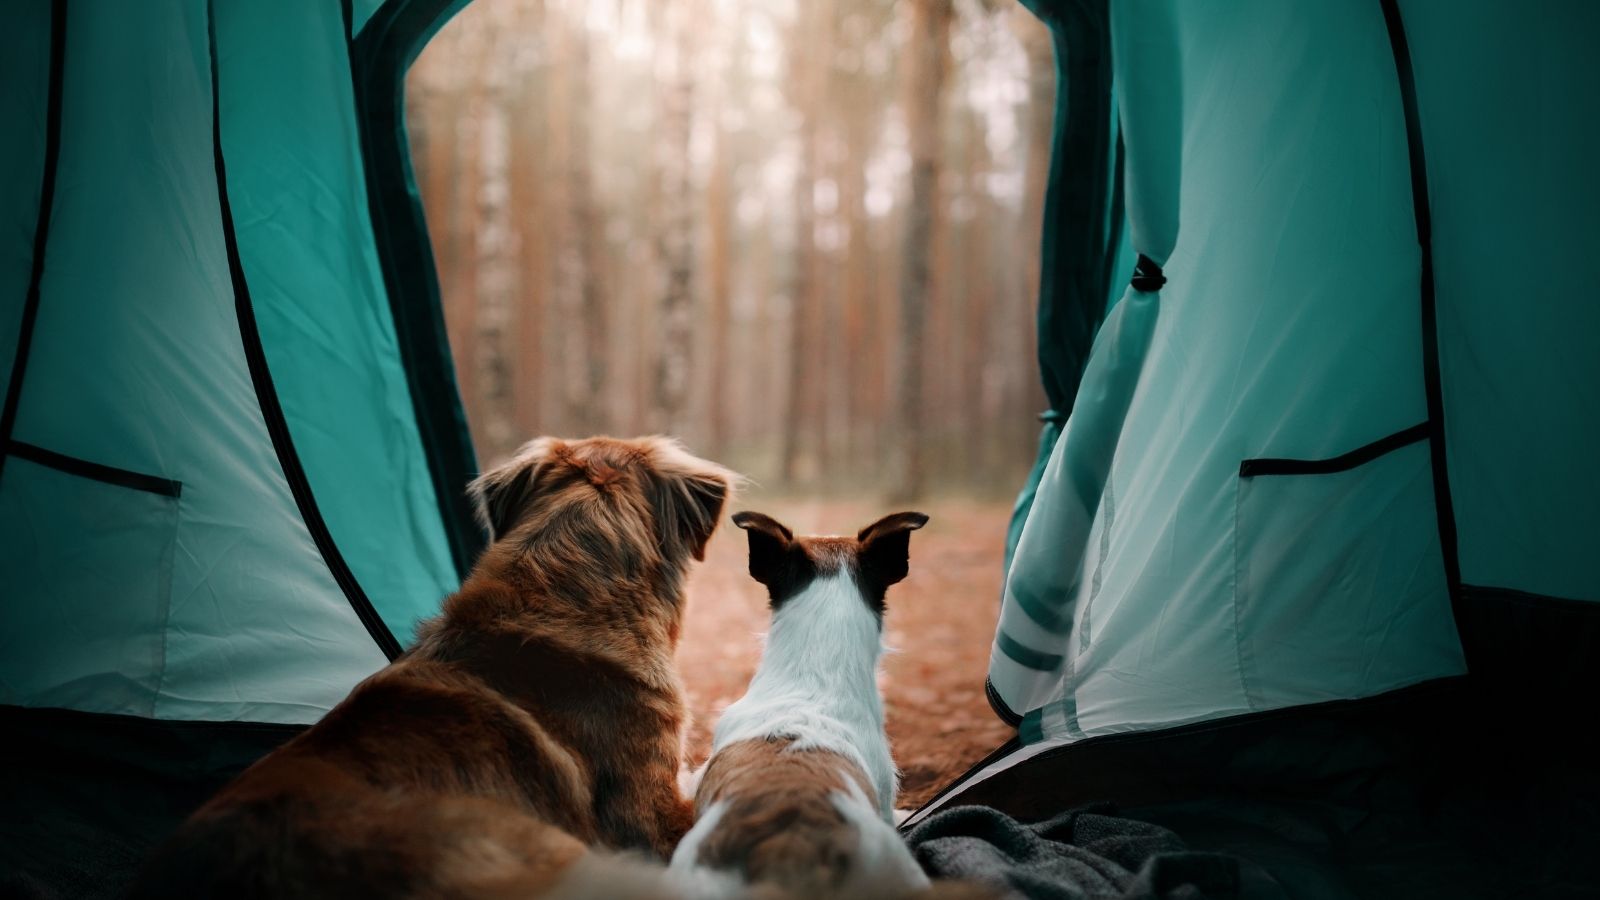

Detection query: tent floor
xmin=909 ymin=678 xmax=1600 ymax=898
xmin=5 ymin=681 xmax=1598 ymax=899
xmin=0 ymin=707 xmax=301 ymax=900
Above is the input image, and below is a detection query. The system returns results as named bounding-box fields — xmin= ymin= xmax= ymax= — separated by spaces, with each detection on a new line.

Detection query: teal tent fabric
xmin=0 ymin=0 xmax=472 ymax=725
xmin=218 ymin=0 xmax=457 ymax=641
xmin=350 ymin=0 xmax=485 ymax=578
xmin=350 ymin=0 xmax=386 ymax=38
xmin=1004 ymin=0 xmax=1122 ymax=574
xmin=0 ymin=3 xmax=52 ymax=412
xmin=992 ymin=0 xmax=1598 ymax=755
xmin=992 ymin=0 xmax=1486 ymax=745
xmin=1399 ymin=0 xmax=1600 ymax=604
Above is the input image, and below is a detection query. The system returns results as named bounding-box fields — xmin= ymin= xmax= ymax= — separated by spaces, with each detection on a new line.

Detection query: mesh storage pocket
xmin=1232 ymin=439 xmax=1463 ymax=711
xmin=0 ymin=453 xmax=178 ymax=716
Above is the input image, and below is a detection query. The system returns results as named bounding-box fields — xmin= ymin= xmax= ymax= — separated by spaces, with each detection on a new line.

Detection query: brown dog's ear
xmin=643 ymin=438 xmax=738 ymax=562
xmin=856 ymin=511 xmax=929 ymax=588
xmin=732 ymin=511 xmax=795 ymax=589
xmin=467 ymin=437 xmax=560 ymax=541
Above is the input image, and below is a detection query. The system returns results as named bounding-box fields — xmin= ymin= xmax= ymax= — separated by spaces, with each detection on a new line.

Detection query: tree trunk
xmin=705 ymin=113 xmax=733 ymax=456
xmin=472 ymin=2 xmax=518 ymax=460
xmin=651 ymin=0 xmax=699 ymax=439
xmin=779 ymin=0 xmax=826 ymax=485
xmin=510 ymin=0 xmax=549 ymax=443
xmin=891 ymin=0 xmax=952 ymax=502
xmin=553 ymin=9 xmax=606 ymax=434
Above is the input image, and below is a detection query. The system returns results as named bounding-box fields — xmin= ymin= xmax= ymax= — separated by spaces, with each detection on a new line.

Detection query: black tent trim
xmin=347 ymin=0 xmax=485 ymax=582
xmin=0 ymin=0 xmax=66 ymax=489
xmin=208 ymin=0 xmax=402 ymax=662
xmin=899 ymin=732 xmax=1022 ymax=835
xmin=904 ymin=675 xmax=1469 ymax=831
xmin=7 ymin=440 xmax=182 ymax=498
xmin=1238 ymin=421 xmax=1429 ymax=478
xmin=1378 ymin=0 xmax=1463 ymax=608
xmin=3 ymin=703 xmax=307 ymax=750
xmin=985 ymin=677 xmax=1023 ymax=728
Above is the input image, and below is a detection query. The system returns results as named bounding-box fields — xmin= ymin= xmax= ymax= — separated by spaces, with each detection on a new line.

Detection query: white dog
xmin=671 ymin=510 xmax=932 ymax=898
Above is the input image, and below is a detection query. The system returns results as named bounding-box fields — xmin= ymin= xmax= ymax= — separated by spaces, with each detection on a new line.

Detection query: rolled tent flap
xmin=990 ymin=0 xmax=1470 ymax=746
xmin=0 ymin=0 xmax=468 ymax=725
xmin=1003 ymin=0 xmax=1121 ymax=571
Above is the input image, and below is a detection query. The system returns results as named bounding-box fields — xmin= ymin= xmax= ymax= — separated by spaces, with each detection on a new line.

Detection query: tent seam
xmin=6 ymin=440 xmax=181 ymax=497
xmin=0 ymin=0 xmax=67 ymax=489
xmin=1238 ymin=421 xmax=1429 ymax=478
xmin=207 ymin=0 xmax=401 ymax=661
xmin=1378 ymin=0 xmax=1463 ymax=627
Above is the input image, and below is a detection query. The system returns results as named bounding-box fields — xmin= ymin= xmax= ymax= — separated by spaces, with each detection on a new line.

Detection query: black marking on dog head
xmin=732 ymin=511 xmax=815 ymax=609
xmin=852 ymin=511 xmax=928 ymax=617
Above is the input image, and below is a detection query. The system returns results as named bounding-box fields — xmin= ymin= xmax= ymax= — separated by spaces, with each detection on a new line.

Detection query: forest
xmin=407 ymin=0 xmax=1054 ymax=500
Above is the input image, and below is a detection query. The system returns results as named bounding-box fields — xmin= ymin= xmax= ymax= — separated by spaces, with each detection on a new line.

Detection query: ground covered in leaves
xmin=677 ymin=495 xmax=1016 ymax=810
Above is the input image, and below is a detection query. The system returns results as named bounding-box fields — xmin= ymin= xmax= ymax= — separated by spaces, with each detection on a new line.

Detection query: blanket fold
xmin=906 ymin=805 xmax=1246 ymax=900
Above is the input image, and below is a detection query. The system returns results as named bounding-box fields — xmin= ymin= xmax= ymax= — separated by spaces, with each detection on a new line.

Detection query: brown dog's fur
xmin=130 ymin=436 xmax=735 ymax=900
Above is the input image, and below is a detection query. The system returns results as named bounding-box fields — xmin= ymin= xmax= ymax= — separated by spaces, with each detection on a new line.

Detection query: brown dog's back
xmin=131 ymin=659 xmax=594 ymax=899
xmin=130 ymin=437 xmax=737 ymax=899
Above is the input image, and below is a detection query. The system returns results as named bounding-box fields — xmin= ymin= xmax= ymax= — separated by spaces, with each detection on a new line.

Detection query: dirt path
xmin=678 ymin=495 xmax=1017 ymax=810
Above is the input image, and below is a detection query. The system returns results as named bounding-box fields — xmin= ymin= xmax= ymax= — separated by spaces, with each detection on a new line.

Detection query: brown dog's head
xmin=468 ymin=436 xmax=737 ymax=575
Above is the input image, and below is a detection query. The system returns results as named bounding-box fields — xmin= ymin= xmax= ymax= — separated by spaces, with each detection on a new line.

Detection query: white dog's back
xmin=671 ymin=511 xmax=933 ymax=898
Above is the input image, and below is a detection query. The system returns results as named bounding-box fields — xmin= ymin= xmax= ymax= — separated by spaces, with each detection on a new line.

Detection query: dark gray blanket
xmin=906 ymin=805 xmax=1243 ymax=900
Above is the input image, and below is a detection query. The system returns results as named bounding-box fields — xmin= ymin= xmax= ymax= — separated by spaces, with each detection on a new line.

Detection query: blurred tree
xmin=409 ymin=0 xmax=1052 ymax=497
xmin=551 ymin=1 xmax=607 ymax=435
xmin=650 ymin=0 xmax=699 ymax=439
xmin=892 ymin=0 xmax=953 ymax=501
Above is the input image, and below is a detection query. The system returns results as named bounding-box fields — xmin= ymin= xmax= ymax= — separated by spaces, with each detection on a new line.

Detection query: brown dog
xmin=130 ymin=436 xmax=737 ymax=900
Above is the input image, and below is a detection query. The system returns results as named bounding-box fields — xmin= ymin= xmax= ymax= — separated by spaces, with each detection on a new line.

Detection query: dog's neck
xmin=710 ymin=570 xmax=897 ymax=817
xmin=422 ymin=525 xmax=689 ymax=684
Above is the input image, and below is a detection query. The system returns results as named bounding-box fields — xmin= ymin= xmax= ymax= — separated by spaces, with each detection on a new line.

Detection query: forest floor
xmin=677 ymin=494 xmax=1017 ymax=810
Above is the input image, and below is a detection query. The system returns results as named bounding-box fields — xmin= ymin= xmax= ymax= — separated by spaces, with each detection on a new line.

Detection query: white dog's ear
xmin=642 ymin=437 xmax=739 ymax=562
xmin=467 ymin=437 xmax=561 ymax=541
xmin=732 ymin=510 xmax=796 ymax=588
xmin=856 ymin=511 xmax=928 ymax=588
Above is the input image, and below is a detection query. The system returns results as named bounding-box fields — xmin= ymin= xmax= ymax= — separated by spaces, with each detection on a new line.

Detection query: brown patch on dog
xmin=130 ymin=436 xmax=735 ymax=899
xmin=690 ymin=737 xmax=876 ymax=893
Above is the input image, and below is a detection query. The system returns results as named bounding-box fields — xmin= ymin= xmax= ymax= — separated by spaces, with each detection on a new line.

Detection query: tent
xmin=2 ymin=0 xmax=482 ymax=892
xmin=908 ymin=0 xmax=1600 ymax=894
xmin=1 ymin=0 xmax=1596 ymax=897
